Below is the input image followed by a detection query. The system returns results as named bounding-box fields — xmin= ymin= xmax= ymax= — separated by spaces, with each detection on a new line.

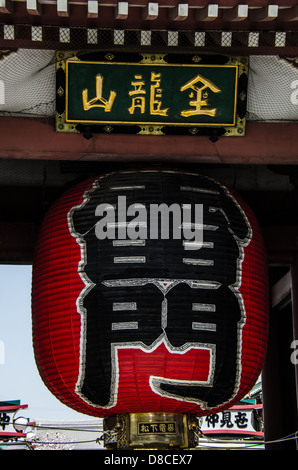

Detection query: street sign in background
xmin=0 ymin=401 xmax=29 ymax=440
xmin=200 ymin=405 xmax=263 ymax=438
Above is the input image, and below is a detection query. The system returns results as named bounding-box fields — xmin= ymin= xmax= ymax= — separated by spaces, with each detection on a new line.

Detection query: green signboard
xmin=56 ymin=52 xmax=247 ymax=136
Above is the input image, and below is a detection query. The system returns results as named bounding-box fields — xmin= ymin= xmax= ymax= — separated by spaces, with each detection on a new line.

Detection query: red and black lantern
xmin=32 ymin=169 xmax=268 ymax=421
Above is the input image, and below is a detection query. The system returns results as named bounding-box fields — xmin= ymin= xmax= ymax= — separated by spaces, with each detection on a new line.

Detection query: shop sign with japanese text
xmin=200 ymin=407 xmax=262 ymax=436
xmin=56 ymin=53 xmax=247 ymax=136
xmin=0 ymin=409 xmax=26 ymax=437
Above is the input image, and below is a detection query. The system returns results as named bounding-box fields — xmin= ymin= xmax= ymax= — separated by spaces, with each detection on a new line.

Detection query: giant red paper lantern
xmin=32 ymin=169 xmax=269 ymax=418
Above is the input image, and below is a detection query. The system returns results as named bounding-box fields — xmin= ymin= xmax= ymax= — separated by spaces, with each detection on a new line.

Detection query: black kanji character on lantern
xmin=69 ymin=170 xmax=251 ymax=410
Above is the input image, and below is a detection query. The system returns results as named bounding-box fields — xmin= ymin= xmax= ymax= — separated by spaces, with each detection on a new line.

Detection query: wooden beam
xmin=0 ymin=222 xmax=38 ymax=264
xmin=263 ymin=226 xmax=298 ymax=254
xmin=196 ymin=4 xmax=218 ymax=21
xmin=57 ymin=0 xmax=69 ymax=17
xmin=250 ymin=4 xmax=279 ymax=21
xmin=223 ymin=4 xmax=248 ymax=22
xmin=2 ymin=1 xmax=298 ymax=35
xmin=87 ymin=0 xmax=98 ymax=18
xmin=142 ymin=2 xmax=158 ymax=20
xmin=0 ymin=0 xmax=13 ymax=13
xmin=279 ymin=5 xmax=298 ymax=21
xmin=26 ymin=0 xmax=42 ymax=15
xmin=2 ymin=118 xmax=298 ymax=165
xmin=115 ymin=1 xmax=128 ymax=19
xmin=169 ymin=3 xmax=188 ymax=21
xmin=271 ymin=270 xmax=292 ymax=309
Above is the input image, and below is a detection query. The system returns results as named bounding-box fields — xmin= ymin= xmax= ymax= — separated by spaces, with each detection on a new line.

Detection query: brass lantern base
xmin=103 ymin=413 xmax=200 ymax=450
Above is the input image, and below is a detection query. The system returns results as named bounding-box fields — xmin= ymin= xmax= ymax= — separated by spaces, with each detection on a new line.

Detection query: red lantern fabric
xmin=32 ymin=170 xmax=269 ymax=418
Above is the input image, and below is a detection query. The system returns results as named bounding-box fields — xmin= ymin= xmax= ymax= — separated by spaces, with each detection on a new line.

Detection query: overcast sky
xmin=0 ymin=264 xmax=93 ymax=423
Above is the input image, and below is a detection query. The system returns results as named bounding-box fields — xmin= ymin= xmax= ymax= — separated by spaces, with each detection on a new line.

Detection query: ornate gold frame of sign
xmin=55 ymin=51 xmax=248 ymax=137
xmin=103 ymin=412 xmax=200 ymax=449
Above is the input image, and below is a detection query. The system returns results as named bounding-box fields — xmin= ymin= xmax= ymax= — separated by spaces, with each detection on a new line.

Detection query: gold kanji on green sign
xmin=56 ymin=53 xmax=248 ymax=135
